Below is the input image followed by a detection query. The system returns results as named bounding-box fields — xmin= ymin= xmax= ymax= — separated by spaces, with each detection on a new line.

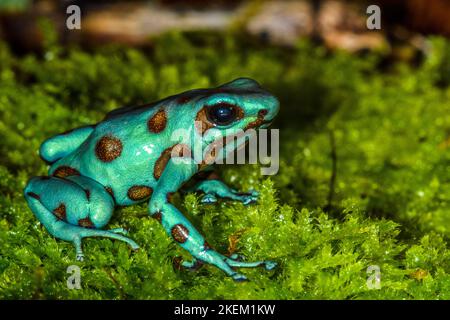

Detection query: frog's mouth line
xmin=244 ymin=109 xmax=273 ymax=131
xmin=202 ymin=130 xmax=257 ymax=165
xmin=260 ymin=120 xmax=273 ymax=129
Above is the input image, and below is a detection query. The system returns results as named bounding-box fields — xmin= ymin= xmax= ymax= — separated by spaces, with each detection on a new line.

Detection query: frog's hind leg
xmin=24 ymin=176 xmax=139 ymax=261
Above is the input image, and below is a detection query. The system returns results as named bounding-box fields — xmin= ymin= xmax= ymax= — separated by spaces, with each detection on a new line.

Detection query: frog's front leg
xmin=149 ymin=159 xmax=275 ymax=281
xmin=191 ymin=174 xmax=259 ymax=205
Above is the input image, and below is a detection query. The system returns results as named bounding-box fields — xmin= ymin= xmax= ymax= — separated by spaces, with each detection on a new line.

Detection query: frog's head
xmin=193 ymin=78 xmax=279 ymax=135
xmin=174 ymin=78 xmax=280 ymax=164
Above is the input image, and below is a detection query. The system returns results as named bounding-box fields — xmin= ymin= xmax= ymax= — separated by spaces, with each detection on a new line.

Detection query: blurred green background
xmin=0 ymin=0 xmax=449 ymax=299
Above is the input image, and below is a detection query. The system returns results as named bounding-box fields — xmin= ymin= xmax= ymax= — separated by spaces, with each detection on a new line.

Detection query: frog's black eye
xmin=206 ymin=103 xmax=238 ymax=126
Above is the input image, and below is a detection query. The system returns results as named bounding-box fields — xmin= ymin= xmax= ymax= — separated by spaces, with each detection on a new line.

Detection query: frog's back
xmin=49 ymin=105 xmax=178 ymax=205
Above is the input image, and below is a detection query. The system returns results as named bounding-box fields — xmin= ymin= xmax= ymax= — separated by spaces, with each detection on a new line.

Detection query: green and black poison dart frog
xmin=24 ymin=78 xmax=280 ymax=281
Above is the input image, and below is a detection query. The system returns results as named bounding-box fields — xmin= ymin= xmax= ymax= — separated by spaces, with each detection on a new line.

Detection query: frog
xmin=24 ymin=78 xmax=280 ymax=281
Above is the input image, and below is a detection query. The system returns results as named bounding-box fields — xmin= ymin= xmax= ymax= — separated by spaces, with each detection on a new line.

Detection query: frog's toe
xmin=262 ymin=260 xmax=277 ymax=271
xmin=173 ymin=256 xmax=203 ymax=271
xmin=232 ymin=189 xmax=259 ymax=198
xmin=110 ymin=228 xmax=128 ymax=235
xmin=231 ymin=189 xmax=259 ymax=205
xmin=182 ymin=259 xmax=204 ymax=271
xmin=241 ymin=195 xmax=258 ymax=205
xmin=76 ymin=253 xmax=84 ymax=262
xmin=130 ymin=242 xmax=140 ymax=251
xmin=232 ymin=273 xmax=248 ymax=282
xmin=229 ymin=253 xmax=245 ymax=261
xmin=201 ymin=194 xmax=218 ymax=204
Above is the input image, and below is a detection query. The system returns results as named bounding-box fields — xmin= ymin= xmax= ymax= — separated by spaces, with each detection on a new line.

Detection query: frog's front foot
xmin=175 ymin=255 xmax=250 ymax=281
xmin=222 ymin=253 xmax=277 ymax=281
xmin=224 ymin=254 xmax=277 ymax=271
xmin=262 ymin=260 xmax=278 ymax=271
xmin=150 ymin=160 xmax=275 ymax=282
xmin=200 ymin=188 xmax=259 ymax=205
xmin=173 ymin=256 xmax=204 ymax=271
xmin=231 ymin=273 xmax=248 ymax=282
xmin=200 ymin=191 xmax=259 ymax=205
xmin=195 ymin=179 xmax=259 ymax=205
xmin=181 ymin=251 xmax=276 ymax=281
xmin=229 ymin=189 xmax=259 ymax=205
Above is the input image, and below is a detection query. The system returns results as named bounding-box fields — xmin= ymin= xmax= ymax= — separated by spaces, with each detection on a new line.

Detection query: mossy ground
xmin=0 ymin=31 xmax=449 ymax=299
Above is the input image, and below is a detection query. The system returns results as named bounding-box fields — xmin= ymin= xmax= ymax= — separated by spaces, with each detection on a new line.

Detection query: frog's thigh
xmin=24 ymin=176 xmax=114 ymax=231
xmin=40 ymin=125 xmax=94 ymax=163
xmin=24 ymin=176 xmax=139 ymax=259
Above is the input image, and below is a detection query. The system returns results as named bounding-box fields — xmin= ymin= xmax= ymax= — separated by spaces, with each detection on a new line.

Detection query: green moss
xmin=0 ymin=32 xmax=449 ymax=299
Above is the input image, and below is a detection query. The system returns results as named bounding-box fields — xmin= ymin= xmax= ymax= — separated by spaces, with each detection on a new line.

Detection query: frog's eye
xmin=206 ymin=103 xmax=238 ymax=126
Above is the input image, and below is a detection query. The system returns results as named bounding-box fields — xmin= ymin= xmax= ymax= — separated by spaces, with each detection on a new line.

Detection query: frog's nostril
xmin=259 ymin=109 xmax=268 ymax=118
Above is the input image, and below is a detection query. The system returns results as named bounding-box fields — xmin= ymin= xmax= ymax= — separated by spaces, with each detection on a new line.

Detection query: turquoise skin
xmin=24 ymin=78 xmax=279 ymax=281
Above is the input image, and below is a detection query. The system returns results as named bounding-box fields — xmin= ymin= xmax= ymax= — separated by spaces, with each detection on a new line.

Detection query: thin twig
xmin=104 ymin=267 xmax=126 ymax=299
xmin=326 ymin=130 xmax=337 ymax=212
